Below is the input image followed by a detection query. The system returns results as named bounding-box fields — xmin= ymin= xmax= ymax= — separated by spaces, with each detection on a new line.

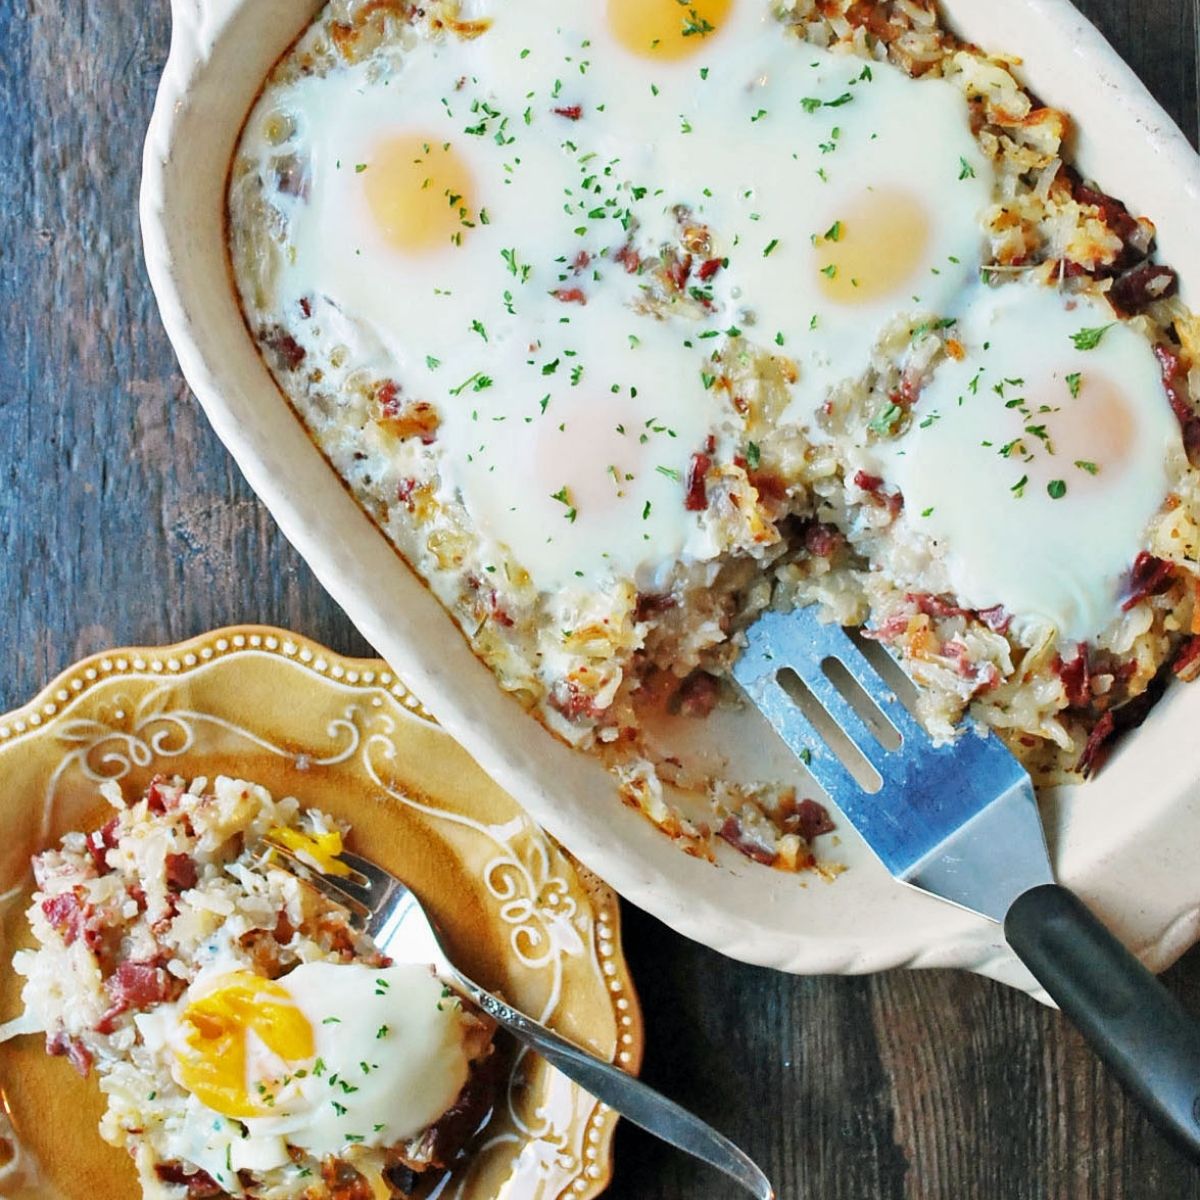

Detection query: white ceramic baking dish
xmin=142 ymin=0 xmax=1200 ymax=995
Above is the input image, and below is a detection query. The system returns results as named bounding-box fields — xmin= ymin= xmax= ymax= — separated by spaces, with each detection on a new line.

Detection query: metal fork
xmin=256 ymin=837 xmax=774 ymax=1200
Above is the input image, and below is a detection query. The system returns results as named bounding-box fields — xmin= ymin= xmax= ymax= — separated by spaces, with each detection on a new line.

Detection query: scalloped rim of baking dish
xmin=141 ymin=0 xmax=1200 ymax=996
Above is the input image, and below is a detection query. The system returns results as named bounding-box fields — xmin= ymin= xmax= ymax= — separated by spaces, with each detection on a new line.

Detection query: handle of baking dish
xmin=1006 ymin=884 xmax=1200 ymax=1159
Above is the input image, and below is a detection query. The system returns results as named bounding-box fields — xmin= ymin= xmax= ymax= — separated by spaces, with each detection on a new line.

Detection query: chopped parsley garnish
xmin=1071 ymin=324 xmax=1114 ymax=351
xmin=1075 ymin=459 xmax=1100 ymax=475
xmin=746 ymin=441 xmax=761 ymax=469
xmin=1047 ymin=479 xmax=1067 ymax=499
xmin=1066 ymin=372 xmax=1082 ymax=398
xmin=803 ymin=93 xmax=854 ymax=114
xmin=449 ymin=371 xmax=492 ymax=397
xmin=1011 ymin=475 xmax=1029 ymax=498
xmin=551 ymin=486 xmax=578 ymax=522
xmin=958 ymin=157 xmax=976 ymax=180
xmin=869 ymin=403 xmax=903 ymax=437
xmin=501 ymin=247 xmax=532 ymax=282
xmin=681 ymin=8 xmax=716 ymax=37
xmin=911 ymin=317 xmax=956 ymax=342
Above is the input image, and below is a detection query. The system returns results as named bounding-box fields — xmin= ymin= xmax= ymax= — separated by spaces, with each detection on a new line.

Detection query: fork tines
xmin=254 ymin=838 xmax=372 ymax=925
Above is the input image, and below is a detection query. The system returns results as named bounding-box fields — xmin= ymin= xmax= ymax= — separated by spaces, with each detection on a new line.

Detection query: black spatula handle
xmin=1005 ymin=883 xmax=1200 ymax=1157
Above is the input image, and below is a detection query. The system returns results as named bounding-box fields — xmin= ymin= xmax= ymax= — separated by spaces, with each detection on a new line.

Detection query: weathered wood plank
xmin=0 ymin=2 xmax=1196 ymax=1198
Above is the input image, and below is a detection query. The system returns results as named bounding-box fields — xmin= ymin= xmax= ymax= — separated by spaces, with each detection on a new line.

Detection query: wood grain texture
xmin=0 ymin=2 xmax=1196 ymax=1197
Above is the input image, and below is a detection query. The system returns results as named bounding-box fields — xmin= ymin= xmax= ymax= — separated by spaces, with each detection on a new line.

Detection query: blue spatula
xmin=735 ymin=605 xmax=1200 ymax=1158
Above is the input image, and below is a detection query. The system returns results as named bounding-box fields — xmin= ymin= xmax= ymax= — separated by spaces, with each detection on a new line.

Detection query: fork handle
xmin=450 ymin=975 xmax=774 ymax=1200
xmin=1005 ymin=884 xmax=1200 ymax=1158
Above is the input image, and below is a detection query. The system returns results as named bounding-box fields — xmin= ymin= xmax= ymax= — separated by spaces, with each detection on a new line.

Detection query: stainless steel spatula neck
xmin=733 ymin=606 xmax=1053 ymax=921
xmin=735 ymin=604 xmax=1200 ymax=1162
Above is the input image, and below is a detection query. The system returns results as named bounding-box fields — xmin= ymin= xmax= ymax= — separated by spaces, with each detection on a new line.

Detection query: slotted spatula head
xmin=734 ymin=606 xmax=1053 ymax=921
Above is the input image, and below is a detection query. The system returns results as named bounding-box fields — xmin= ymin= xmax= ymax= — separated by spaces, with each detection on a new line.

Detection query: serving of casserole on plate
xmin=0 ymin=628 xmax=639 ymax=1200
xmin=142 ymin=0 xmax=1200 ymax=993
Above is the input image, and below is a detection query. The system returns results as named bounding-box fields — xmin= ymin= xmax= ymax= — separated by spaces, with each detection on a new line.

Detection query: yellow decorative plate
xmin=0 ymin=627 xmax=642 ymax=1200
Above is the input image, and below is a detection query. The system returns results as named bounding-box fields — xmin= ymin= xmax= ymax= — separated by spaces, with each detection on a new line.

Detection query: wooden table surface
xmin=2 ymin=3 xmax=1198 ymax=1197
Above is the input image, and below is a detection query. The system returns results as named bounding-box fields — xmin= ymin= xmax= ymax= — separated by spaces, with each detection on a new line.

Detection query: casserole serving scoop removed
xmin=735 ymin=606 xmax=1200 ymax=1158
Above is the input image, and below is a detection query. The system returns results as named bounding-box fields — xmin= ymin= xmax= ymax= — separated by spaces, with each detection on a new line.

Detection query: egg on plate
xmin=139 ymin=961 xmax=477 ymax=1179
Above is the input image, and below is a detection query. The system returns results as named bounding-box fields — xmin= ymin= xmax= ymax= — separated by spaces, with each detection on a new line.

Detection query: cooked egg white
xmin=872 ymin=278 xmax=1183 ymax=642
xmin=138 ymin=962 xmax=472 ymax=1187
xmin=241 ymin=0 xmax=993 ymax=594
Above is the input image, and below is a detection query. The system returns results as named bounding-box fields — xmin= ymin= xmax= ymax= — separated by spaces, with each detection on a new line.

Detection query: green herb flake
xmin=551 ymin=486 xmax=578 ymax=523
xmin=1070 ymin=324 xmax=1114 ymax=351
xmin=869 ymin=402 xmax=903 ymax=437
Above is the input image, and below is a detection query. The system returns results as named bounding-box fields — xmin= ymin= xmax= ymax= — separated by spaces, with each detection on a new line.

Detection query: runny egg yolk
xmin=363 ymin=135 xmax=475 ymax=255
xmin=534 ymin=397 xmax=646 ymax=520
xmin=815 ymin=189 xmax=931 ymax=304
xmin=1030 ymin=372 xmax=1135 ymax=487
xmin=607 ymin=0 xmax=735 ymax=60
xmin=267 ymin=825 xmax=352 ymax=876
xmin=174 ymin=972 xmax=314 ymax=1119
